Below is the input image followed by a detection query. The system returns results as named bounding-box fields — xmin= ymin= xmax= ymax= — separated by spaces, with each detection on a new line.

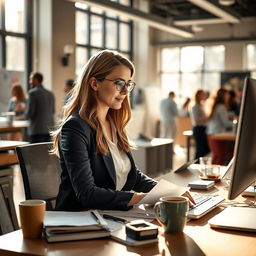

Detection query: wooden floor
xmin=12 ymin=144 xmax=192 ymax=226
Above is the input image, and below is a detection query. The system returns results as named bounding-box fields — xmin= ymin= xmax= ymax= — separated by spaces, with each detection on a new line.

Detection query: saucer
xmin=199 ymin=174 xmax=221 ymax=182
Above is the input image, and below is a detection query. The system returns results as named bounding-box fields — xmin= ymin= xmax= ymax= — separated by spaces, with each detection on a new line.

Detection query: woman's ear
xmin=89 ymin=77 xmax=99 ymax=91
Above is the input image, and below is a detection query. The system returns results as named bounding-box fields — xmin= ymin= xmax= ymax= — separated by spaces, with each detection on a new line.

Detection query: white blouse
xmin=103 ymin=121 xmax=131 ymax=191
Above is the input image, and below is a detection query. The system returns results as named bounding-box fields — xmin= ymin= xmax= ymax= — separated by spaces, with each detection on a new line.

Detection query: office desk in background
xmin=131 ymin=138 xmax=173 ymax=177
xmin=0 ymin=140 xmax=29 ymax=166
xmin=183 ymin=130 xmax=236 ymax=161
xmin=0 ymin=119 xmax=29 ymax=141
xmin=0 ymin=167 xmax=256 ymax=256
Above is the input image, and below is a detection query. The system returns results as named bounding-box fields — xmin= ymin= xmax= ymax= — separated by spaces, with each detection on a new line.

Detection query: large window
xmin=0 ymin=0 xmax=32 ymax=75
xmin=160 ymin=45 xmax=225 ymax=104
xmin=75 ymin=1 xmax=133 ymax=76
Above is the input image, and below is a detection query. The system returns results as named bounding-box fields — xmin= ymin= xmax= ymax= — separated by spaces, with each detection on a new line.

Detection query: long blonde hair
xmin=52 ymin=50 xmax=135 ymax=156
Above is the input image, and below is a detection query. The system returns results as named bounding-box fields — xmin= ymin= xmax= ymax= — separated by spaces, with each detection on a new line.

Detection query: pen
xmin=102 ymin=214 xmax=127 ymax=223
xmin=91 ymin=211 xmax=100 ymax=224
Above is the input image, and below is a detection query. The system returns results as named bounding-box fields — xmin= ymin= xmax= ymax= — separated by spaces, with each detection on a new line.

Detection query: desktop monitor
xmin=228 ymin=77 xmax=256 ymax=200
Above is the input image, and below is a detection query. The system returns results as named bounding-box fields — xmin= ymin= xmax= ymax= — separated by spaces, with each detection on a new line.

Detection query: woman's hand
xmin=128 ymin=192 xmax=146 ymax=206
xmin=182 ymin=191 xmax=196 ymax=206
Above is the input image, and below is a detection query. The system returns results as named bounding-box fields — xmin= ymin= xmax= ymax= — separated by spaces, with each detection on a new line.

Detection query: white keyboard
xmin=188 ymin=194 xmax=225 ymax=219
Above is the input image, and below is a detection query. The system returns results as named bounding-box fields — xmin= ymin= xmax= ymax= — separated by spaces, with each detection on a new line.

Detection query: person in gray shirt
xmin=191 ymin=90 xmax=210 ymax=160
xmin=26 ymin=72 xmax=55 ymax=143
xmin=160 ymin=91 xmax=178 ymax=141
xmin=207 ymin=88 xmax=233 ymax=165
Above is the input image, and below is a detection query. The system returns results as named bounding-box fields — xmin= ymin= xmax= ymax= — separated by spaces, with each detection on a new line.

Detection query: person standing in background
xmin=63 ymin=79 xmax=74 ymax=105
xmin=191 ymin=90 xmax=210 ymax=160
xmin=26 ymin=72 xmax=55 ymax=143
xmin=160 ymin=91 xmax=178 ymax=141
xmin=8 ymin=83 xmax=27 ymax=120
xmin=207 ymin=88 xmax=233 ymax=165
xmin=7 ymin=83 xmax=28 ymax=140
xmin=179 ymin=97 xmax=191 ymax=117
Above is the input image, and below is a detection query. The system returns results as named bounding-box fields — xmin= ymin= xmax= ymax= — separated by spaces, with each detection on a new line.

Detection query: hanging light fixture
xmin=218 ymin=0 xmax=235 ymax=6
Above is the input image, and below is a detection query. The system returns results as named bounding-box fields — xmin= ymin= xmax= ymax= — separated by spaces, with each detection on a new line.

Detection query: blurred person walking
xmin=160 ymin=91 xmax=178 ymax=141
xmin=191 ymin=90 xmax=210 ymax=160
xmin=207 ymin=88 xmax=233 ymax=165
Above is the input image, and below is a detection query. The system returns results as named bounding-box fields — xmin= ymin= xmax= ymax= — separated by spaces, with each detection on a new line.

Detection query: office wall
xmin=33 ymin=0 xmax=75 ymax=117
xmin=52 ymin=0 xmax=76 ymax=117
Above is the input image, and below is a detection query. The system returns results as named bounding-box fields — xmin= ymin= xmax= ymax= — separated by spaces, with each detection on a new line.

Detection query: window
xmin=246 ymin=44 xmax=256 ymax=79
xmin=160 ymin=45 xmax=225 ymax=104
xmin=0 ymin=0 xmax=32 ymax=76
xmin=75 ymin=1 xmax=133 ymax=76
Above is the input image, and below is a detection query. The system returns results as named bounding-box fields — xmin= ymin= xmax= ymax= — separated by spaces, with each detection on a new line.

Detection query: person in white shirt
xmin=207 ymin=88 xmax=233 ymax=165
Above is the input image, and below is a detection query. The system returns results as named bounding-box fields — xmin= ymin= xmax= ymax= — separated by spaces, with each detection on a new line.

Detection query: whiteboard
xmin=0 ymin=69 xmax=25 ymax=113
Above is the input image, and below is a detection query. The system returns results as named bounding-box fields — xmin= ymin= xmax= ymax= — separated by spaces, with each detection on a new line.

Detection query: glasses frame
xmin=103 ymin=78 xmax=136 ymax=92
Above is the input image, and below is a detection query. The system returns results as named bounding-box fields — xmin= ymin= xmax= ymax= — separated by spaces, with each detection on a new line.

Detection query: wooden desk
xmin=0 ymin=140 xmax=29 ymax=166
xmin=0 ymin=168 xmax=255 ymax=256
xmin=211 ymin=132 xmax=236 ymax=141
xmin=0 ymin=120 xmax=29 ymax=133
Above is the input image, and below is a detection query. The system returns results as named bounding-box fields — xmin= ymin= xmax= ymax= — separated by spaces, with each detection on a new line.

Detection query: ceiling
xmin=149 ymin=0 xmax=256 ymax=24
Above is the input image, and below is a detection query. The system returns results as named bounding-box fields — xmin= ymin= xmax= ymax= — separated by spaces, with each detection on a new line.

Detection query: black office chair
xmin=0 ymin=183 xmax=18 ymax=235
xmin=16 ymin=142 xmax=61 ymax=210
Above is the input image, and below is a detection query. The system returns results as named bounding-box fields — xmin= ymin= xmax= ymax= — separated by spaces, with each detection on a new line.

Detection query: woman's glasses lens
xmin=115 ymin=80 xmax=135 ymax=92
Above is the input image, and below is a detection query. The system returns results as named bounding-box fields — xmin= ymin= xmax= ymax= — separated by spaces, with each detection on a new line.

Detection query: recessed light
xmin=218 ymin=0 xmax=235 ymax=6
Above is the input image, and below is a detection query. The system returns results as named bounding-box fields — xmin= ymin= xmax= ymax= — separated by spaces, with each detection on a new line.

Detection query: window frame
xmin=0 ymin=0 xmax=32 ymax=89
xmin=75 ymin=1 xmax=133 ymax=76
xmin=160 ymin=45 xmax=225 ymax=104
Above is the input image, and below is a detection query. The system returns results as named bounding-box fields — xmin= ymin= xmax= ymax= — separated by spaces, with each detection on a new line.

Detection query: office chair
xmin=16 ymin=142 xmax=61 ymax=210
xmin=0 ymin=183 xmax=18 ymax=235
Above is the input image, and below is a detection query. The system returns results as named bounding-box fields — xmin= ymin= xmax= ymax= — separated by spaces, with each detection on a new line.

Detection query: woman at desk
xmin=207 ymin=88 xmax=233 ymax=165
xmin=51 ymin=50 xmax=159 ymax=211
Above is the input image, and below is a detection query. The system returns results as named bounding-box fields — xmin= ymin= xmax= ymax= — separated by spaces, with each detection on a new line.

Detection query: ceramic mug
xmin=154 ymin=196 xmax=189 ymax=233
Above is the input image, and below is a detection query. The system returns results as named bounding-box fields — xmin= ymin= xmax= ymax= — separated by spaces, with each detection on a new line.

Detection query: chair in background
xmin=16 ymin=142 xmax=61 ymax=210
xmin=0 ymin=183 xmax=18 ymax=235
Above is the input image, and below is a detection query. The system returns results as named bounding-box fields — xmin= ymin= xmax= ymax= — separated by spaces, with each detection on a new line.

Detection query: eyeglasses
xmin=104 ymin=78 xmax=136 ymax=92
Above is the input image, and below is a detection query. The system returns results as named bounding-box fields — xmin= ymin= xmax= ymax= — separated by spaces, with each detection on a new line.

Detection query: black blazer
xmin=55 ymin=112 xmax=157 ymax=211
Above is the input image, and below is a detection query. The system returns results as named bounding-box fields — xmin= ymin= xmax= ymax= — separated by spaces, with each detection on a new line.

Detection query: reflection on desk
xmin=0 ymin=167 xmax=256 ymax=256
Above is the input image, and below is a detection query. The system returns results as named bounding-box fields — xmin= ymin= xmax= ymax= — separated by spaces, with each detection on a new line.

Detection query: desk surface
xmin=132 ymin=138 xmax=173 ymax=148
xmin=0 ymin=140 xmax=29 ymax=151
xmin=211 ymin=132 xmax=236 ymax=141
xmin=0 ymin=120 xmax=29 ymax=133
xmin=0 ymin=168 xmax=256 ymax=256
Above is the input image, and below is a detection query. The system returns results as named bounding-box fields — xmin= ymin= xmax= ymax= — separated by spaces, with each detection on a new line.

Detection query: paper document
xmin=139 ymin=179 xmax=187 ymax=205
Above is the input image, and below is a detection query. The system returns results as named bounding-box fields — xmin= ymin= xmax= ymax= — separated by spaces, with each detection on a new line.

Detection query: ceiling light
xmin=219 ymin=0 xmax=235 ymax=6
xmin=192 ymin=24 xmax=204 ymax=32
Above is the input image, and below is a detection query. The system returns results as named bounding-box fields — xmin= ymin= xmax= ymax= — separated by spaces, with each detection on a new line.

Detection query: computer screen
xmin=228 ymin=77 xmax=256 ymax=200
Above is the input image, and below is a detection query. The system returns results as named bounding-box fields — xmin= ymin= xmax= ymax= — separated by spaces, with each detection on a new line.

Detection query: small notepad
xmin=188 ymin=180 xmax=215 ymax=190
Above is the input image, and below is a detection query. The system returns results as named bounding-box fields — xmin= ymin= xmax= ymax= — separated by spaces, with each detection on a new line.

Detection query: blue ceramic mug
xmin=154 ymin=196 xmax=189 ymax=233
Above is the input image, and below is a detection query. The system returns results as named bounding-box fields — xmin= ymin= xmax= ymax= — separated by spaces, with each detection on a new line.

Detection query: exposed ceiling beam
xmin=187 ymin=0 xmax=240 ymax=23
xmin=70 ymin=0 xmax=194 ymax=38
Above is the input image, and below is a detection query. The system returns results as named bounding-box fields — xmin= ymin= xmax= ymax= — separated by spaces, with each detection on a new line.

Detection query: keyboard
xmin=188 ymin=194 xmax=225 ymax=219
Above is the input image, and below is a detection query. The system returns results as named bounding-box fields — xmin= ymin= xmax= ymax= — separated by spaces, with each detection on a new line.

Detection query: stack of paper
xmin=44 ymin=210 xmax=110 ymax=243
